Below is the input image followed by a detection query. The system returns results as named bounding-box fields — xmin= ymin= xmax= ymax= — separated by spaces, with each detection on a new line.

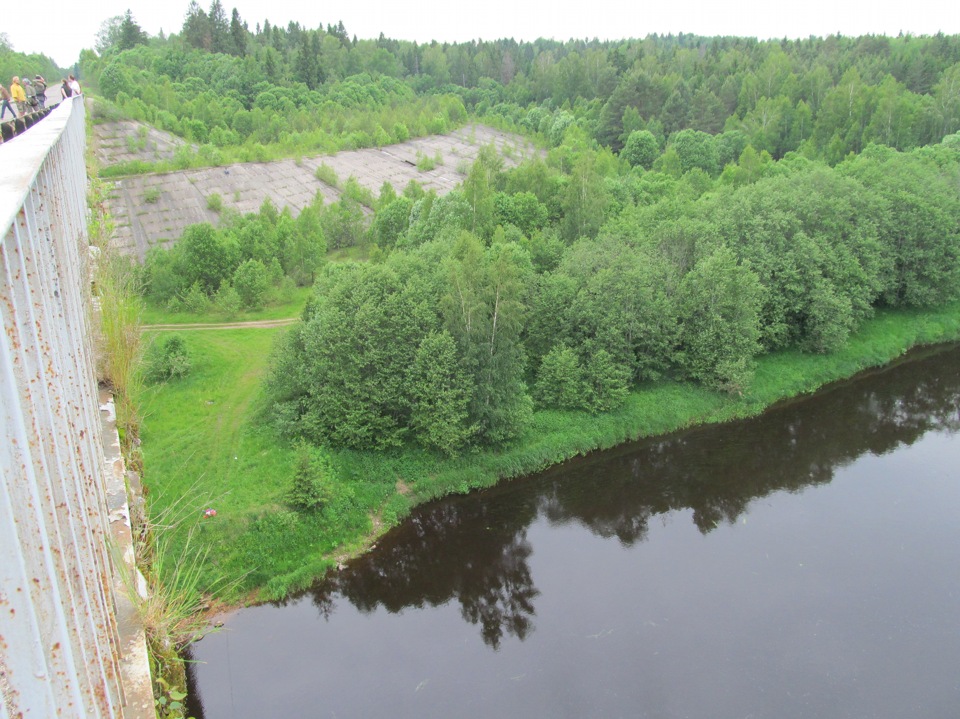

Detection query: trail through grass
xmin=140 ymin=286 xmax=312 ymax=325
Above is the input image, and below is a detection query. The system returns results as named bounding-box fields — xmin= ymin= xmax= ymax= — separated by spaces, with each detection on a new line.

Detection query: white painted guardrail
xmin=0 ymin=98 xmax=145 ymax=718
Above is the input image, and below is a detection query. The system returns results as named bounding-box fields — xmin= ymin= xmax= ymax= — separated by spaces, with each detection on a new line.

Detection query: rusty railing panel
xmin=0 ymin=97 xmax=131 ymax=718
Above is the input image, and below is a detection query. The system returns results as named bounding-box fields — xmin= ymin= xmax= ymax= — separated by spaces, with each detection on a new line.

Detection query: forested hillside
xmin=0 ymin=34 xmax=62 ymax=91
xmin=84 ymin=9 xmax=960 ymax=163
xmin=96 ymin=10 xmax=960 ymax=456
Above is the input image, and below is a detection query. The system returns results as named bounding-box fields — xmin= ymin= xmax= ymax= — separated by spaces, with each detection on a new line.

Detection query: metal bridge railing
xmin=0 ymin=97 xmax=135 ymax=718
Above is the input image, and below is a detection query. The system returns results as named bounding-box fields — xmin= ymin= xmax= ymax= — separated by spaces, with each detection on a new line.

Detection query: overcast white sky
xmin=7 ymin=0 xmax=960 ymax=69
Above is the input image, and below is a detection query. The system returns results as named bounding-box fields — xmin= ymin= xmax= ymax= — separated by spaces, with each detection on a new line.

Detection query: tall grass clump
xmin=121 ymin=487 xmax=234 ymax=718
xmin=315 ymin=163 xmax=340 ymax=187
xmin=88 ymin=151 xmax=209 ymax=715
xmin=89 ymin=173 xmax=144 ymax=444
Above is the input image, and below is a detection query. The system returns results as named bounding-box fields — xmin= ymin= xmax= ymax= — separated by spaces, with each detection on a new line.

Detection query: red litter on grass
xmin=204 ymin=508 xmax=217 ymax=518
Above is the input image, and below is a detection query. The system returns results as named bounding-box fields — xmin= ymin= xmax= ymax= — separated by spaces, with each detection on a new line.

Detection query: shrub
xmin=288 ymin=443 xmax=337 ymax=512
xmin=144 ymin=187 xmax=161 ymax=204
xmin=272 ymin=276 xmax=297 ymax=304
xmin=416 ymin=151 xmax=436 ymax=171
xmin=179 ymin=282 xmax=210 ymax=314
xmin=534 ymin=345 xmax=585 ymax=410
xmin=214 ymin=281 xmax=241 ymax=318
xmin=342 ymin=177 xmax=376 ymax=208
xmin=233 ymin=260 xmax=269 ymax=310
xmin=206 ymin=193 xmax=223 ymax=212
xmin=145 ymin=335 xmax=191 ymax=382
xmin=315 ymin=163 xmax=340 ymax=187
xmin=393 ymin=123 xmax=410 ymax=142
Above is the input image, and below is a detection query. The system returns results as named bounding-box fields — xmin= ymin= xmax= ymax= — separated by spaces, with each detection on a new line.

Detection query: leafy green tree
xmin=229 ymin=8 xmax=248 ymax=57
xmin=534 ymin=344 xmax=584 ymax=410
xmin=182 ymin=1 xmax=211 ymax=50
xmin=371 ymin=196 xmax=413 ymax=248
xmin=582 ymin=347 xmax=631 ymax=412
xmin=145 ymin=334 xmax=191 ymax=382
xmin=670 ymin=129 xmax=720 ymax=176
xmin=716 ymin=130 xmax=749 ymax=168
xmin=408 ymin=331 xmax=476 ymax=453
xmin=709 ymin=168 xmax=885 ymax=351
xmin=321 ymin=197 xmax=366 ymax=249
xmin=405 ymin=192 xmax=470 ymax=247
xmin=296 ymin=31 xmax=321 ymax=89
xmin=98 ymin=61 xmax=132 ymax=101
xmin=443 ymin=234 xmax=533 ymax=444
xmin=840 ymin=144 xmax=960 ymax=307
xmin=548 ymin=111 xmax=575 ymax=146
xmin=621 ymin=130 xmax=659 ymax=169
xmin=235 ymin=205 xmax=281 ymax=265
xmin=675 ymin=245 xmax=762 ymax=392
xmin=561 ymin=154 xmax=609 ymax=241
xmin=662 ymin=81 xmax=692 ymax=135
xmin=524 ymin=271 xmax=577 ymax=367
xmin=214 ymin=280 xmax=242 ymax=318
xmin=493 ymin=192 xmax=548 ymax=237
xmin=95 ymin=16 xmax=124 ymax=54
xmin=286 ymin=263 xmax=436 ymax=449
xmin=463 ymin=158 xmax=496 ymax=238
xmin=141 ymin=246 xmax=183 ymax=304
xmin=207 ymin=0 xmax=232 ymax=54
xmin=813 ymin=68 xmax=873 ymax=161
xmin=863 ymin=75 xmax=918 ymax=150
xmin=232 ymin=259 xmax=269 ymax=309
xmin=179 ymin=281 xmax=211 ymax=314
xmin=177 ymin=223 xmax=234 ymax=293
xmin=285 ymin=204 xmax=326 ymax=285
xmin=562 ymin=236 xmax=678 ymax=382
xmin=652 ymin=146 xmax=683 ymax=178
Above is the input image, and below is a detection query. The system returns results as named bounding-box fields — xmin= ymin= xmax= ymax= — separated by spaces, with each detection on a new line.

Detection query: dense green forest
xmin=85 ymin=7 xmax=960 ymax=164
xmin=0 ymin=34 xmax=62 ymax=91
xmin=98 ymin=6 xmax=960 ymax=456
xmin=258 ymin=141 xmax=960 ymax=452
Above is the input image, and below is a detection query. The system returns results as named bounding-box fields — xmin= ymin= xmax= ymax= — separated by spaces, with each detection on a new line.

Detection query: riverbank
xmin=140 ymin=302 xmax=960 ymax=604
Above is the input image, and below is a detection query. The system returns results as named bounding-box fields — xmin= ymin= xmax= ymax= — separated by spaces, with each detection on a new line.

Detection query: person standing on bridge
xmin=23 ymin=78 xmax=37 ymax=111
xmin=0 ymin=84 xmax=16 ymax=119
xmin=33 ymin=75 xmax=46 ymax=107
xmin=60 ymin=78 xmax=72 ymax=99
xmin=68 ymin=75 xmax=81 ymax=95
xmin=10 ymin=77 xmax=26 ymax=115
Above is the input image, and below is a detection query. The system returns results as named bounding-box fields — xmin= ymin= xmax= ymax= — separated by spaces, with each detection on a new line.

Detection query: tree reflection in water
xmin=299 ymin=344 xmax=960 ymax=649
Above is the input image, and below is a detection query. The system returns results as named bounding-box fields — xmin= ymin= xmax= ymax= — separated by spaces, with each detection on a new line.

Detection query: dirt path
xmin=144 ymin=318 xmax=298 ymax=331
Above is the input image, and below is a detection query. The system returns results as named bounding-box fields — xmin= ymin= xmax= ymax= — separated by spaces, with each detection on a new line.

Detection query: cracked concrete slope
xmin=97 ymin=123 xmax=541 ymax=260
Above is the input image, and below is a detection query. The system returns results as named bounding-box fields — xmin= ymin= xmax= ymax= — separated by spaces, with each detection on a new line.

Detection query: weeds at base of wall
xmin=117 ymin=483 xmax=235 ymax=718
xmin=87 ymin=149 xmax=209 ymax=716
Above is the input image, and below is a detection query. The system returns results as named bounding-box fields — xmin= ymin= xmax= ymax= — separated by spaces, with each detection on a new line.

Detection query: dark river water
xmin=186 ymin=345 xmax=960 ymax=719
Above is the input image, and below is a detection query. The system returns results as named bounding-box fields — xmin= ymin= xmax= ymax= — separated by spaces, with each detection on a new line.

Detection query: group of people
xmin=0 ymin=74 xmax=81 ymax=121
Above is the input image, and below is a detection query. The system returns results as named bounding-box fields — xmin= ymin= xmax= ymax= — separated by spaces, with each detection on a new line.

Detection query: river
xmin=186 ymin=344 xmax=960 ymax=718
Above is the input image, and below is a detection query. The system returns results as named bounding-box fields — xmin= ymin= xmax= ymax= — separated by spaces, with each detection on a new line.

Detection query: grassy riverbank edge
xmin=142 ymin=303 xmax=960 ymax=605
xmin=369 ymin=303 xmax=960 ymax=515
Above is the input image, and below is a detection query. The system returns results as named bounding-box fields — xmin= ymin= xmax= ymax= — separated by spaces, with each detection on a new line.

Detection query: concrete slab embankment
xmin=97 ymin=123 xmax=540 ymax=260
